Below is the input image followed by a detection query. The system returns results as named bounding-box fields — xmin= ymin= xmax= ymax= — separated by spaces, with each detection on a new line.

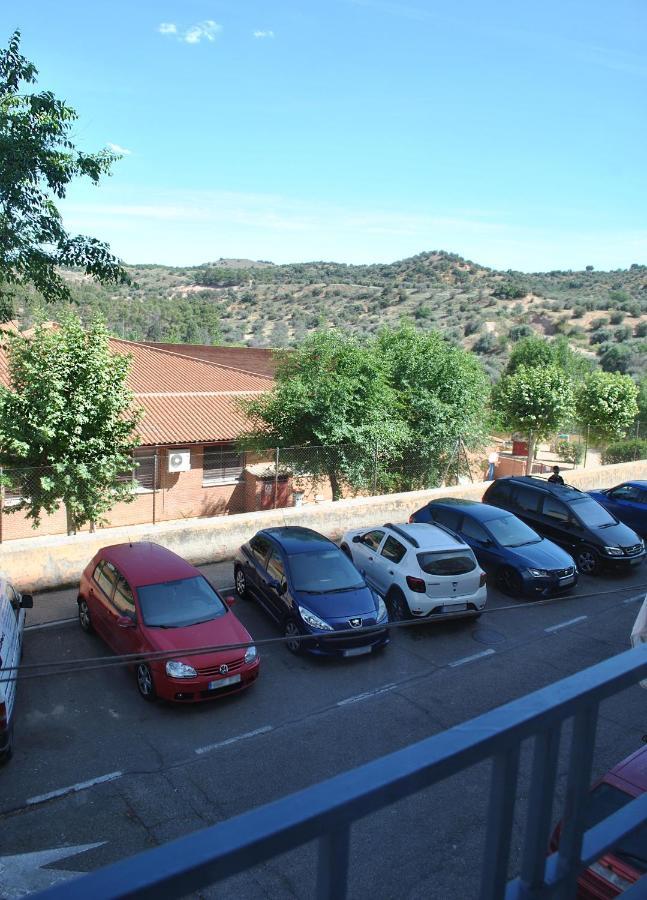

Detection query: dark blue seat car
xmin=409 ymin=498 xmax=578 ymax=598
xmin=588 ymin=481 xmax=647 ymax=539
xmin=234 ymin=526 xmax=389 ymax=656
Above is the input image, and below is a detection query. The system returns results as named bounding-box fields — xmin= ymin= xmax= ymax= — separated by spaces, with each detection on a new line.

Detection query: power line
xmin=1 ymin=581 xmax=644 ymax=685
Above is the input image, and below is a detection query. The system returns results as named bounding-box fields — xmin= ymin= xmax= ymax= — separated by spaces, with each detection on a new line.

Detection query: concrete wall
xmin=1 ymin=459 xmax=645 ymax=594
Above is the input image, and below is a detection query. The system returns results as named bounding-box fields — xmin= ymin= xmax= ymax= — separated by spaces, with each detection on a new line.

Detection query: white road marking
xmin=194 ymin=725 xmax=273 ymax=756
xmin=623 ymin=593 xmax=646 ymax=605
xmin=337 ymin=683 xmax=398 ymax=706
xmin=26 ymin=771 xmax=123 ymax=807
xmin=449 ymin=649 xmax=495 ymax=667
xmin=0 ymin=842 xmax=105 ymax=899
xmin=25 ymin=617 xmax=76 ymax=631
xmin=544 ymin=615 xmax=588 ymax=633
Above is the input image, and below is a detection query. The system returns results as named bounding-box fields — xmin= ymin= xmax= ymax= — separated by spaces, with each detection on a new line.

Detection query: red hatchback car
xmin=78 ymin=542 xmax=260 ymax=702
xmin=551 ymin=743 xmax=647 ymax=897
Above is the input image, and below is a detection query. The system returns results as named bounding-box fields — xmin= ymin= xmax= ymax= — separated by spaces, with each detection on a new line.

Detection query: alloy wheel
xmin=136 ymin=663 xmax=155 ymax=699
xmin=78 ymin=600 xmax=92 ymax=633
xmin=284 ymin=621 xmax=302 ymax=654
xmin=235 ymin=568 xmax=247 ymax=598
xmin=577 ymin=548 xmax=598 ymax=575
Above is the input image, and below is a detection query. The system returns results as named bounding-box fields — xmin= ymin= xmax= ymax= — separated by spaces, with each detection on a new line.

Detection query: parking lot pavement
xmin=1 ymin=561 xmax=646 ymax=898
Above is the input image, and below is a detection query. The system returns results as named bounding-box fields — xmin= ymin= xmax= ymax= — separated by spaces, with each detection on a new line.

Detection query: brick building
xmin=0 ymin=336 xmax=286 ymax=540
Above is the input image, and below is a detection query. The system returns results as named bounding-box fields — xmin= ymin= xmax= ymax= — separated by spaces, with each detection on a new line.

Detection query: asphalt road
xmin=1 ymin=559 xmax=646 ymax=899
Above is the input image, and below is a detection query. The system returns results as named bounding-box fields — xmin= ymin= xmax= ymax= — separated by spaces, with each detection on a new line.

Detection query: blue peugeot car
xmin=409 ymin=499 xmax=578 ymax=598
xmin=588 ymin=481 xmax=647 ymax=539
xmin=234 ymin=527 xmax=389 ymax=656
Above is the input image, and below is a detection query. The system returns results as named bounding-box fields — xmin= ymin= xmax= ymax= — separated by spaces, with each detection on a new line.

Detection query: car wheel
xmin=78 ymin=598 xmax=93 ymax=633
xmin=340 ymin=543 xmax=352 ymax=559
xmin=234 ymin=566 xmax=248 ymax=599
xmin=136 ymin=663 xmax=157 ymax=701
xmin=0 ymin=725 xmax=14 ymax=765
xmin=496 ymin=566 xmax=524 ymax=598
xmin=284 ymin=620 xmax=303 ymax=654
xmin=576 ymin=546 xmax=599 ymax=576
xmin=387 ymin=587 xmax=410 ymax=622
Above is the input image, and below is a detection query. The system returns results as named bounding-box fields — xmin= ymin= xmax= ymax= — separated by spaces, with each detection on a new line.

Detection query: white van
xmin=0 ymin=578 xmax=33 ymax=763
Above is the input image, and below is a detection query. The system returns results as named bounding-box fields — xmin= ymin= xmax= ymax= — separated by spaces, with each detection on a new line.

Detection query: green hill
xmin=7 ymin=250 xmax=647 ymax=379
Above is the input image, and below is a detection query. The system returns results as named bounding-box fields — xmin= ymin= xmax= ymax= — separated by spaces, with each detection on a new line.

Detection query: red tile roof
xmin=142 ymin=343 xmax=281 ymax=378
xmin=0 ymin=335 xmax=273 ymax=448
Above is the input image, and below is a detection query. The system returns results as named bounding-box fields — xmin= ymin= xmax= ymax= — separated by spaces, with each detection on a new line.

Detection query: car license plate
xmin=208 ymin=674 xmax=241 ymax=690
xmin=445 ymin=603 xmax=467 ymax=613
xmin=343 ymin=646 xmax=372 ymax=657
xmin=558 ymin=575 xmax=575 ymax=584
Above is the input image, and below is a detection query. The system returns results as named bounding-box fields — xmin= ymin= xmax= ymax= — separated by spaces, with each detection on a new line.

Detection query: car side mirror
xmin=279 ymin=580 xmax=288 ymax=596
xmin=352 ymin=535 xmax=362 ymax=544
xmin=116 ymin=615 xmax=136 ymax=629
xmin=20 ymin=593 xmax=34 ymax=609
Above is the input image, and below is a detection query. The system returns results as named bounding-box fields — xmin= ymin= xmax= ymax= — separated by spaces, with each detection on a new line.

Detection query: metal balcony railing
xmin=34 ymin=645 xmax=647 ymax=900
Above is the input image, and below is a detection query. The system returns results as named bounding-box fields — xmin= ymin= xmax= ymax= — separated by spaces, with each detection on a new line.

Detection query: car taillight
xmin=406 ymin=575 xmax=426 ymax=593
xmin=479 ymin=572 xmax=487 ymax=587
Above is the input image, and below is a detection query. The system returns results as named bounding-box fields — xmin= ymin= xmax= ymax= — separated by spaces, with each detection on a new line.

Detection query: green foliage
xmin=375 ymin=325 xmax=490 ymax=488
xmin=493 ymin=364 xmax=575 ymax=455
xmin=600 ymin=345 xmax=631 ymax=373
xmin=241 ymin=330 xmax=404 ymax=499
xmin=0 ymin=31 xmax=128 ymax=303
xmin=492 ymin=282 xmax=526 ymax=300
xmin=554 ymin=439 xmax=583 ymax=466
xmin=241 ymin=325 xmax=489 ymax=497
xmin=575 ymin=370 xmax=639 ymax=443
xmin=0 ymin=315 xmax=142 ymax=531
xmin=602 ymin=439 xmax=647 ymax=465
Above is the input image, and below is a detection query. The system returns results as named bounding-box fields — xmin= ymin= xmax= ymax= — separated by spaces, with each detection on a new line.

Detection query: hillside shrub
xmin=614 ymin=325 xmax=632 ymax=342
xmin=610 ymin=310 xmax=625 ymax=325
xmin=601 ymin=439 xmax=647 ymax=464
xmin=636 ymin=322 xmax=647 ymax=338
xmin=590 ymin=317 xmax=609 ymax=331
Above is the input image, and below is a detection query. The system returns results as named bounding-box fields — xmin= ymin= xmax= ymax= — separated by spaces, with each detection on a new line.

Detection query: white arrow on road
xmin=0 ymin=841 xmax=105 ymax=899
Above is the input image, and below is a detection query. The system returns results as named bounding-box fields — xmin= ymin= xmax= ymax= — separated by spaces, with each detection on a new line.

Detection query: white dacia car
xmin=341 ymin=522 xmax=487 ymax=621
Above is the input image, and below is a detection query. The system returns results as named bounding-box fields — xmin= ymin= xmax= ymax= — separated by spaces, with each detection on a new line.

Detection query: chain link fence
xmin=0 ymin=429 xmax=644 ymax=542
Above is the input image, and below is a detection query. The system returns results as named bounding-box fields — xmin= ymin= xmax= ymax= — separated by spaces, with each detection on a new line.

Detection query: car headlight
xmin=376 ymin=597 xmax=388 ymax=622
xmin=244 ymin=644 xmax=258 ymax=664
xmin=527 ymin=568 xmax=548 ymax=577
xmin=603 ymin=546 xmax=623 ymax=557
xmin=165 ymin=660 xmax=197 ymax=678
xmin=298 ymin=606 xmax=334 ymax=631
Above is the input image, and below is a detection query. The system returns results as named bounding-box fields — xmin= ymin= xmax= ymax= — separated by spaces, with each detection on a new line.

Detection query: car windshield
xmin=288 ymin=549 xmax=365 ymax=593
xmin=570 ymin=498 xmax=617 ymax=528
xmin=584 ymin=782 xmax=647 ymax=872
xmin=417 ymin=551 xmax=476 ymax=576
xmin=486 ymin=515 xmax=542 ymax=547
xmin=137 ymin=576 xmax=227 ymax=627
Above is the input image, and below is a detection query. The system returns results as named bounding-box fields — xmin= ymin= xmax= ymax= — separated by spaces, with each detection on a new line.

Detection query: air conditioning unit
xmin=168 ymin=450 xmax=191 ymax=473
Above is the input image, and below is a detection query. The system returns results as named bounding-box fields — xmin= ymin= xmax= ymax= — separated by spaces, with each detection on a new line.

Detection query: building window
xmin=203 ymin=444 xmax=245 ymax=486
xmin=119 ymin=450 xmax=160 ymax=492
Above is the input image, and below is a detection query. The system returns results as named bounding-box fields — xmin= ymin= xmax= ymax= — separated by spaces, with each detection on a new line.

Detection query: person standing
xmin=547 ymin=465 xmax=565 ymax=485
xmin=486 ymin=451 xmax=498 ymax=481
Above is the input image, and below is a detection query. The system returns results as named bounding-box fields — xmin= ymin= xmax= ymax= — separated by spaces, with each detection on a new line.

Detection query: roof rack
xmin=430 ymin=521 xmax=465 ymax=544
xmin=511 ymin=474 xmax=584 ymax=494
xmin=383 ymin=523 xmax=420 ymax=549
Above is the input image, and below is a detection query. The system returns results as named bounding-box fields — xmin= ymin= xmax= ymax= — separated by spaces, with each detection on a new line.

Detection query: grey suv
xmin=482 ymin=476 xmax=645 ymax=575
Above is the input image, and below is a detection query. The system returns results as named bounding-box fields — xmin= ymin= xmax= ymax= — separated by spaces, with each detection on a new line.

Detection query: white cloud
xmin=107 ymin=143 xmax=132 ymax=156
xmin=158 ymin=22 xmax=177 ymax=35
xmin=253 ymin=30 xmax=275 ymax=39
xmin=182 ymin=20 xmax=222 ymax=44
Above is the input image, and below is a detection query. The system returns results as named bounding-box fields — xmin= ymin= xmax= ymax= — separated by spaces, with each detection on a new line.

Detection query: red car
xmin=78 ymin=542 xmax=260 ymax=702
xmin=551 ymin=744 xmax=647 ymax=897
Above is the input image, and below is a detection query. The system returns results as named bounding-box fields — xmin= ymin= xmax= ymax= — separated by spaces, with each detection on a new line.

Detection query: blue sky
xmin=3 ymin=1 xmax=647 ymax=270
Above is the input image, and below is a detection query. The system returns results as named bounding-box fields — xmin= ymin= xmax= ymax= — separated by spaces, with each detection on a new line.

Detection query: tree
xmin=493 ymin=364 xmax=575 ymax=474
xmin=0 ymin=31 xmax=129 ymax=303
xmin=504 ymin=335 xmax=592 ymax=382
xmin=575 ymin=371 xmax=639 ymax=444
xmin=376 ymin=325 xmax=489 ymax=488
xmin=0 ymin=315 xmax=142 ymax=532
xmin=241 ymin=330 xmax=405 ymax=500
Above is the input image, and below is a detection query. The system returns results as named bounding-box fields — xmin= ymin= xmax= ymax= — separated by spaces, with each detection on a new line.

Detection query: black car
xmin=234 ymin=526 xmax=389 ymax=656
xmin=482 ymin=476 xmax=645 ymax=575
